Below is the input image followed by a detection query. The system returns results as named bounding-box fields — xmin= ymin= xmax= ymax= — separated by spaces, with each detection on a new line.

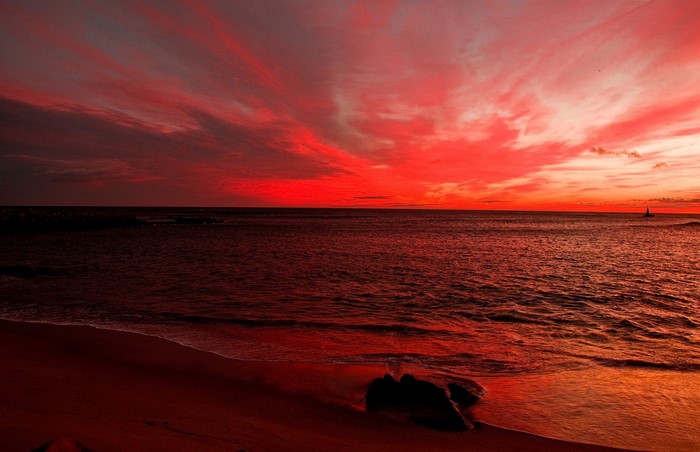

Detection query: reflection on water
xmin=474 ymin=368 xmax=700 ymax=451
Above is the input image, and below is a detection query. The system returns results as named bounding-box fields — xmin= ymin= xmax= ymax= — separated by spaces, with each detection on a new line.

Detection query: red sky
xmin=1 ymin=0 xmax=699 ymax=212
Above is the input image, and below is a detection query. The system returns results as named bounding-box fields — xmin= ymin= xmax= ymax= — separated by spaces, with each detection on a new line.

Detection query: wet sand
xmin=0 ymin=319 xmax=623 ymax=451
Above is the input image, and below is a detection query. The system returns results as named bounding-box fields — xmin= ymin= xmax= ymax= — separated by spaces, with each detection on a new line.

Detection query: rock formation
xmin=365 ymin=373 xmax=480 ymax=431
xmin=32 ymin=437 xmax=92 ymax=452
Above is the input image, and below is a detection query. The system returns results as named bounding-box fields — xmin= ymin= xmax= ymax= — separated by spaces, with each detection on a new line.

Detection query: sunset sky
xmin=1 ymin=0 xmax=699 ymax=212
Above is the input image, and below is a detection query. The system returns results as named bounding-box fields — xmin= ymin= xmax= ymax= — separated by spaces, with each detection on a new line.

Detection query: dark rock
xmin=32 ymin=437 xmax=92 ymax=452
xmin=398 ymin=374 xmax=449 ymax=408
xmin=365 ymin=373 xmax=400 ymax=409
xmin=410 ymin=414 xmax=470 ymax=431
xmin=365 ymin=373 xmax=468 ymax=431
xmin=448 ymin=380 xmax=484 ymax=408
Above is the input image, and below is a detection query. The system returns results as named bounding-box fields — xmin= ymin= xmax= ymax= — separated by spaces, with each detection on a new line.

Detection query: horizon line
xmin=2 ymin=204 xmax=697 ymax=215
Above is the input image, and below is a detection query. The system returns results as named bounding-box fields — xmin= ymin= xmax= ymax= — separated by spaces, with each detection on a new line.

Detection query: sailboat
xmin=643 ymin=207 xmax=655 ymax=217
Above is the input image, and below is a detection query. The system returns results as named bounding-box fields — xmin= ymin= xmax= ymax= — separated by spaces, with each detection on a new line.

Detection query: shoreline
xmin=0 ymin=319 xmax=625 ymax=451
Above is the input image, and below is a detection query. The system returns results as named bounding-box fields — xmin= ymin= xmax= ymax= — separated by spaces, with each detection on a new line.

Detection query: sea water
xmin=1 ymin=208 xmax=698 ymax=450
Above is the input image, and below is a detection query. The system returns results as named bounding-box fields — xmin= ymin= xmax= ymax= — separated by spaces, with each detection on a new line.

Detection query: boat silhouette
xmin=643 ymin=207 xmax=655 ymax=217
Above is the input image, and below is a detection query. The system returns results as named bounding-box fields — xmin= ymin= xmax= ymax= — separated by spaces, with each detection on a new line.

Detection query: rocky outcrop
xmin=448 ymin=380 xmax=485 ymax=408
xmin=32 ymin=437 xmax=92 ymax=452
xmin=365 ymin=374 xmax=474 ymax=431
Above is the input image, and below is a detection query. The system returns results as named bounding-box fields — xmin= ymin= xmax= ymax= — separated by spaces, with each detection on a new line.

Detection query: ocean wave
xmin=456 ymin=309 xmax=551 ymax=325
xmin=486 ymin=313 xmax=546 ymax=325
xmin=330 ymin=351 xmax=532 ymax=374
xmin=615 ymin=319 xmax=646 ymax=330
xmin=548 ymin=348 xmax=700 ymax=372
xmin=162 ymin=312 xmax=453 ymax=337
xmin=605 ymin=318 xmax=695 ymax=343
xmin=592 ymin=357 xmax=700 ymax=371
xmin=676 ymin=221 xmax=700 ymax=227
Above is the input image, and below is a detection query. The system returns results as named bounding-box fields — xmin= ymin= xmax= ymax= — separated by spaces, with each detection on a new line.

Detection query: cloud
xmin=652 ymin=162 xmax=669 ymax=170
xmin=1 ymin=1 xmax=700 ymax=211
xmin=2 ymin=154 xmax=156 ymax=185
xmin=354 ymin=195 xmax=392 ymax=200
xmin=0 ymin=96 xmax=350 ymax=177
xmin=647 ymin=197 xmax=700 ymax=204
xmin=0 ymin=96 xmax=353 ymax=204
xmin=587 ymin=96 xmax=700 ymax=148
xmin=589 ymin=146 xmax=642 ymax=159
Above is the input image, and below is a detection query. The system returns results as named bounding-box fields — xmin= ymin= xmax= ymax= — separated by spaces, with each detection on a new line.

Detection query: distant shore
xmin=0 ymin=206 xmax=228 ymax=233
xmin=0 ymin=319 xmax=624 ymax=451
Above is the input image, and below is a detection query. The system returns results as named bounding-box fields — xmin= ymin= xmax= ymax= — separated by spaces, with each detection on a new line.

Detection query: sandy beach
xmin=0 ymin=319 xmax=626 ymax=451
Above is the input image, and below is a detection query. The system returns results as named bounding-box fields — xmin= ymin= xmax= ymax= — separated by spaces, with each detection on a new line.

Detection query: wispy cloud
xmin=647 ymin=197 xmax=700 ymax=204
xmin=478 ymin=199 xmax=508 ymax=204
xmin=0 ymin=96 xmax=355 ymax=205
xmin=589 ymin=146 xmax=642 ymax=159
xmin=2 ymin=154 xmax=156 ymax=185
xmin=1 ymin=0 xmax=699 ymax=211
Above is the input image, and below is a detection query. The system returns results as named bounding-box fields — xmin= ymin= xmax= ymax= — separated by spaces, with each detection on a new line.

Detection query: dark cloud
xmin=2 ymin=155 xmax=154 ymax=185
xmin=387 ymin=202 xmax=442 ymax=208
xmin=589 ymin=146 xmax=642 ymax=159
xmin=647 ymin=197 xmax=700 ymax=204
xmin=354 ymin=195 xmax=392 ymax=200
xmin=652 ymin=162 xmax=669 ymax=170
xmin=0 ymin=96 xmax=346 ymax=204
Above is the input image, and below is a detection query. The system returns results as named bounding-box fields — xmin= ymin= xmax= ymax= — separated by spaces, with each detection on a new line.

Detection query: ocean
xmin=1 ymin=208 xmax=698 ymax=450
